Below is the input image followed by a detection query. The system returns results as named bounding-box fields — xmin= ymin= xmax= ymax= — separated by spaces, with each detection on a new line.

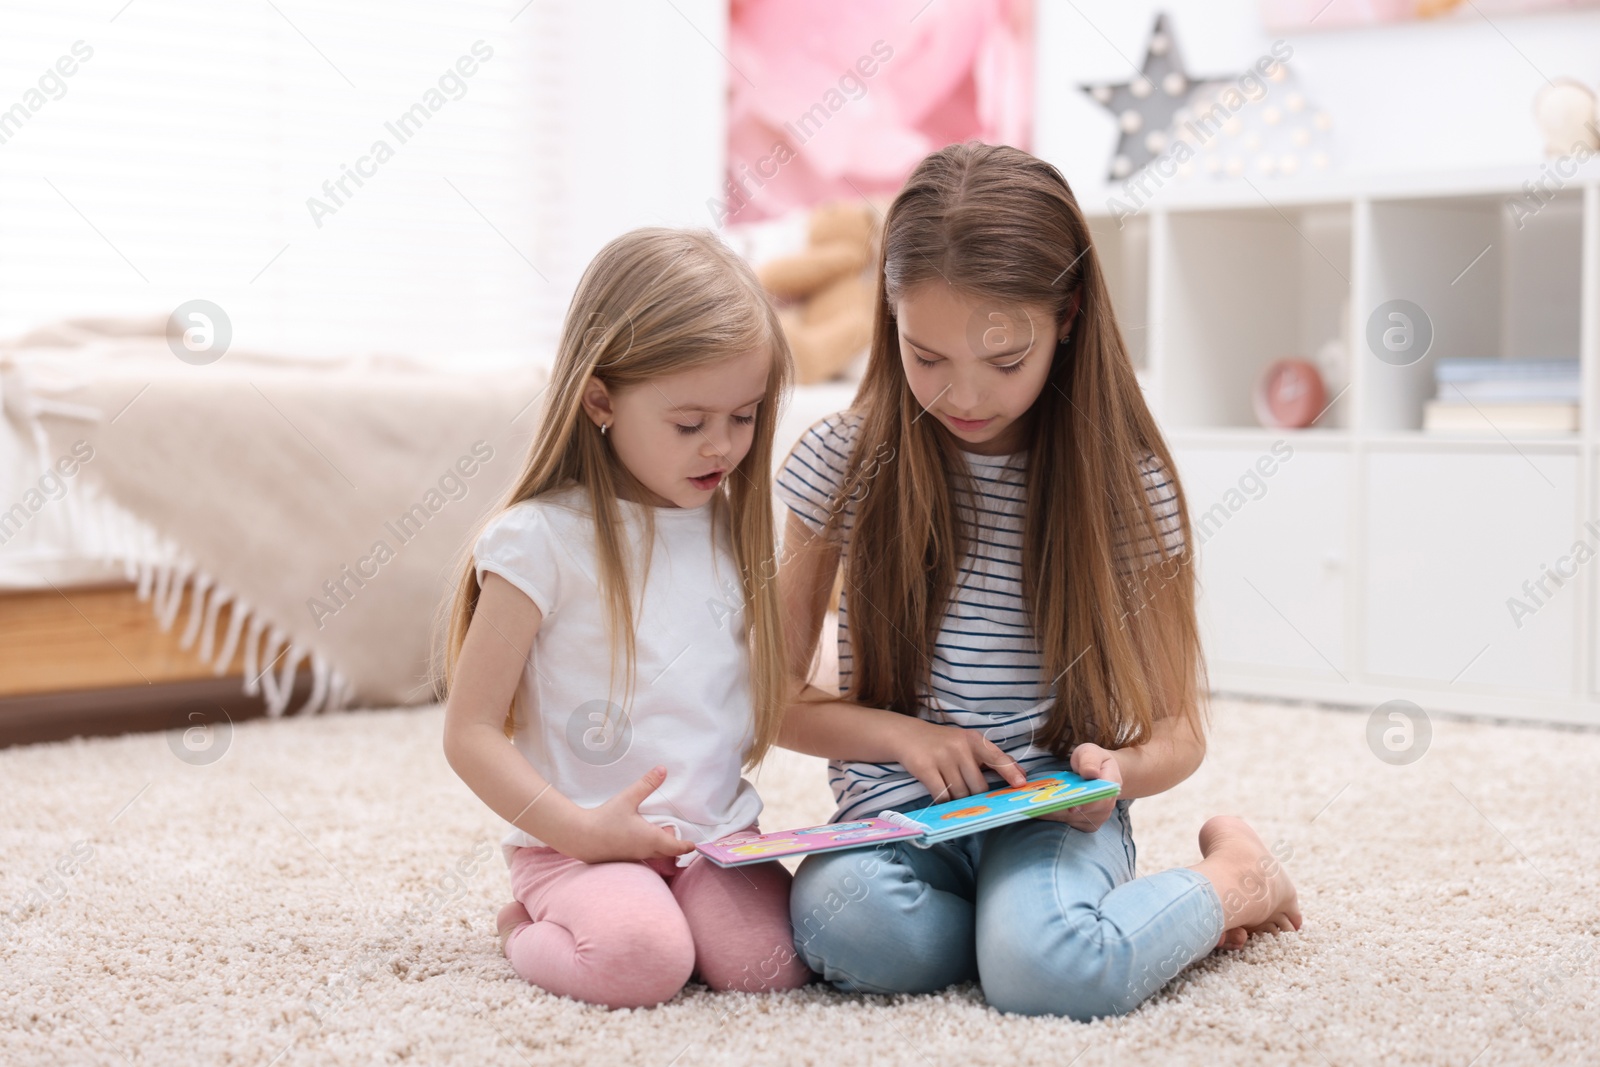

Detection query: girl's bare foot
xmin=1191 ymin=815 xmax=1302 ymax=950
xmin=496 ymin=900 xmax=531 ymax=955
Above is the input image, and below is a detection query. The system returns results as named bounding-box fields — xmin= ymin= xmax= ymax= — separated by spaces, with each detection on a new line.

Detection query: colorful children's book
xmin=695 ymin=768 xmax=1120 ymax=868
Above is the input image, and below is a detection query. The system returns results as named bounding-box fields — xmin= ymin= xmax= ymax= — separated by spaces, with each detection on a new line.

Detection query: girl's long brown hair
xmin=436 ymin=227 xmax=793 ymax=770
xmin=829 ymin=142 xmax=1206 ymax=755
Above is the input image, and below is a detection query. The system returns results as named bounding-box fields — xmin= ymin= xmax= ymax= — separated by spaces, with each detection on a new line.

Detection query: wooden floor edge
xmin=0 ymin=674 xmax=317 ymax=748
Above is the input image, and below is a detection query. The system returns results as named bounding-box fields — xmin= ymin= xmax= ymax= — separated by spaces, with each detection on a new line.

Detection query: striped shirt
xmin=774 ymin=410 xmax=1185 ymax=822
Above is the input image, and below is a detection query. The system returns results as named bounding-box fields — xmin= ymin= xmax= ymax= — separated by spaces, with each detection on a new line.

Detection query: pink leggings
xmin=503 ymin=825 xmax=814 ymax=1008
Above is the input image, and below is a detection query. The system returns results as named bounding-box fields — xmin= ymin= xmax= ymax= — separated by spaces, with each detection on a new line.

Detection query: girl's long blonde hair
xmin=829 ymin=141 xmax=1207 ymax=755
xmin=436 ymin=227 xmax=793 ymax=770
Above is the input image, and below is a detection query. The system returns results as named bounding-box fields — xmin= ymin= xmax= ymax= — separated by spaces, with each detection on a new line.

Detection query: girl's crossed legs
xmin=501 ymin=824 xmax=814 ymax=1009
xmin=789 ymin=800 xmax=1230 ymax=1020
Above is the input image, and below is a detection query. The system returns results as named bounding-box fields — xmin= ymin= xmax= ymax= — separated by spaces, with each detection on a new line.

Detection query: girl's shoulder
xmin=797 ymin=408 xmax=865 ymax=462
xmin=1136 ymin=449 xmax=1170 ymax=474
xmin=776 ymin=409 xmax=869 ymax=534
xmin=473 ymin=490 xmax=591 ymax=616
xmin=481 ymin=485 xmax=589 ymax=538
xmin=1116 ymin=450 xmax=1184 ymax=564
xmin=783 ymin=408 xmax=872 ymax=483
xmin=1134 ymin=450 xmax=1178 ymax=505
xmin=535 ymin=483 xmax=592 ymax=515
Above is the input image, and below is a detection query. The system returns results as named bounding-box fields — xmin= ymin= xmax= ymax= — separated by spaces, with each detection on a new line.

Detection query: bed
xmin=0 ymin=318 xmax=859 ymax=743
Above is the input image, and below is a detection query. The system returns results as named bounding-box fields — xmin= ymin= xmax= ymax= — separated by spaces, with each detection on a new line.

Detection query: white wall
xmin=551 ymin=0 xmax=728 ymax=296
xmin=1036 ymin=0 xmax=1600 ymax=211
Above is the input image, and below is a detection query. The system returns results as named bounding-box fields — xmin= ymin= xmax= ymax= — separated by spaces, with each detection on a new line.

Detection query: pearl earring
xmin=600 ymin=421 xmax=609 ymax=436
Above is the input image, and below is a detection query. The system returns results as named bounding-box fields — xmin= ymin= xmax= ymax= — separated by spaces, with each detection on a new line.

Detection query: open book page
xmin=695 ymin=768 xmax=1119 ymax=867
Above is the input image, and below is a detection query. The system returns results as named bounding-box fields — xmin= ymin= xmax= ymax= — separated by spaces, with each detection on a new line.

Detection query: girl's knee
xmin=596 ymin=943 xmax=696 ymax=1008
xmin=789 ymin=849 xmax=975 ymax=995
xmin=514 ymin=905 xmax=696 ymax=1009
xmin=980 ymin=944 xmax=1137 ymax=1019
xmin=788 ymin=849 xmax=883 ymax=958
xmin=698 ymin=939 xmax=814 ymax=994
xmin=692 ymin=876 xmax=816 ymax=993
xmin=978 ymin=919 xmax=1141 ymax=1020
xmin=604 ymin=909 xmax=697 ymax=999
xmin=673 ymin=855 xmax=814 ymax=994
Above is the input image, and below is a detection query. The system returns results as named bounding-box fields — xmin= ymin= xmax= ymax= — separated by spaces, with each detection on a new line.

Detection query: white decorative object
xmin=1532 ymin=78 xmax=1599 ymax=157
xmin=1084 ymin=12 xmax=1337 ymax=186
xmin=1169 ymin=62 xmax=1336 ymax=183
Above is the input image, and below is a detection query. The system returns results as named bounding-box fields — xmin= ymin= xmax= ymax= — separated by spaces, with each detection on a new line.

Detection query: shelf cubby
xmin=1159 ymin=203 xmax=1352 ymax=431
xmin=1358 ymin=190 xmax=1584 ymax=435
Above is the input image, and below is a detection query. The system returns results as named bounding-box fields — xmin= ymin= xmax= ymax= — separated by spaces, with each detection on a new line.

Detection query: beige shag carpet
xmin=2 ymin=695 xmax=1597 ymax=1066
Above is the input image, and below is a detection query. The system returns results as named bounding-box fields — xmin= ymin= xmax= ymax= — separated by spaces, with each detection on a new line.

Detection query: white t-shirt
xmin=472 ymin=484 xmax=763 ymax=866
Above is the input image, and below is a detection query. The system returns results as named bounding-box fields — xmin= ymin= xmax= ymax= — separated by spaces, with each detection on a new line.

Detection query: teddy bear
xmin=756 ymin=200 xmax=882 ymax=384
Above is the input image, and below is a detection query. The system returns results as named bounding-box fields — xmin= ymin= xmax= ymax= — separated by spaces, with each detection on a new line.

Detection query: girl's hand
xmin=897 ymin=718 xmax=1028 ymax=803
xmin=562 ymin=766 xmax=698 ymax=865
xmin=1038 ymin=743 xmax=1122 ymax=833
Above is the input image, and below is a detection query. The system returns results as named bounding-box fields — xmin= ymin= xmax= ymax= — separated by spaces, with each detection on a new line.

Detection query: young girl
xmin=774 ymin=143 xmax=1301 ymax=1020
xmin=438 ymin=227 xmax=812 ymax=1009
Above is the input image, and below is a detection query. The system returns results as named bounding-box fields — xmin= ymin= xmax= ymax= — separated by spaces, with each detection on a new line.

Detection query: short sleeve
xmin=1114 ymin=452 xmax=1186 ymax=571
xmin=473 ymin=503 xmax=561 ymax=616
xmin=774 ymin=412 xmax=860 ymax=534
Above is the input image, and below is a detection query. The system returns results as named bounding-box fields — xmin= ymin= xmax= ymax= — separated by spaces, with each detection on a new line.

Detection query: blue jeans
xmin=788 ymin=799 xmax=1226 ymax=1019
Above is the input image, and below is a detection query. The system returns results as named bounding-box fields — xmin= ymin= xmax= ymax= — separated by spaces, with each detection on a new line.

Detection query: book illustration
xmin=693 ymin=818 xmax=925 ymax=866
xmin=695 ymin=769 xmax=1120 ymax=867
xmin=882 ymin=772 xmax=1120 ymax=845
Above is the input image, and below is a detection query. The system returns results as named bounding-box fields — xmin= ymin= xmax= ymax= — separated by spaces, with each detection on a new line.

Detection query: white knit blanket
xmin=0 ymin=320 xmax=549 ymax=715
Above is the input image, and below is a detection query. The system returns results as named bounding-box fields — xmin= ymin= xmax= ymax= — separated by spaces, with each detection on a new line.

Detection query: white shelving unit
xmin=1083 ymin=163 xmax=1600 ymax=726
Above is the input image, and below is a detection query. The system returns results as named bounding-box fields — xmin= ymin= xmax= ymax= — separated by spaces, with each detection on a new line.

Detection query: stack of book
xmin=1424 ymin=358 xmax=1580 ymax=433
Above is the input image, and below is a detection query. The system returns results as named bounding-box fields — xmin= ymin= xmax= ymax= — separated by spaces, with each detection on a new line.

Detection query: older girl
xmin=775 ymin=143 xmax=1300 ymax=1019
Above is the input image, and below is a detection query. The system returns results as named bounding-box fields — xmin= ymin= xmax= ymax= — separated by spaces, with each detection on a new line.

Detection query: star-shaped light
xmin=1080 ymin=13 xmax=1231 ymax=181
xmin=1175 ymin=65 xmax=1336 ymax=182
